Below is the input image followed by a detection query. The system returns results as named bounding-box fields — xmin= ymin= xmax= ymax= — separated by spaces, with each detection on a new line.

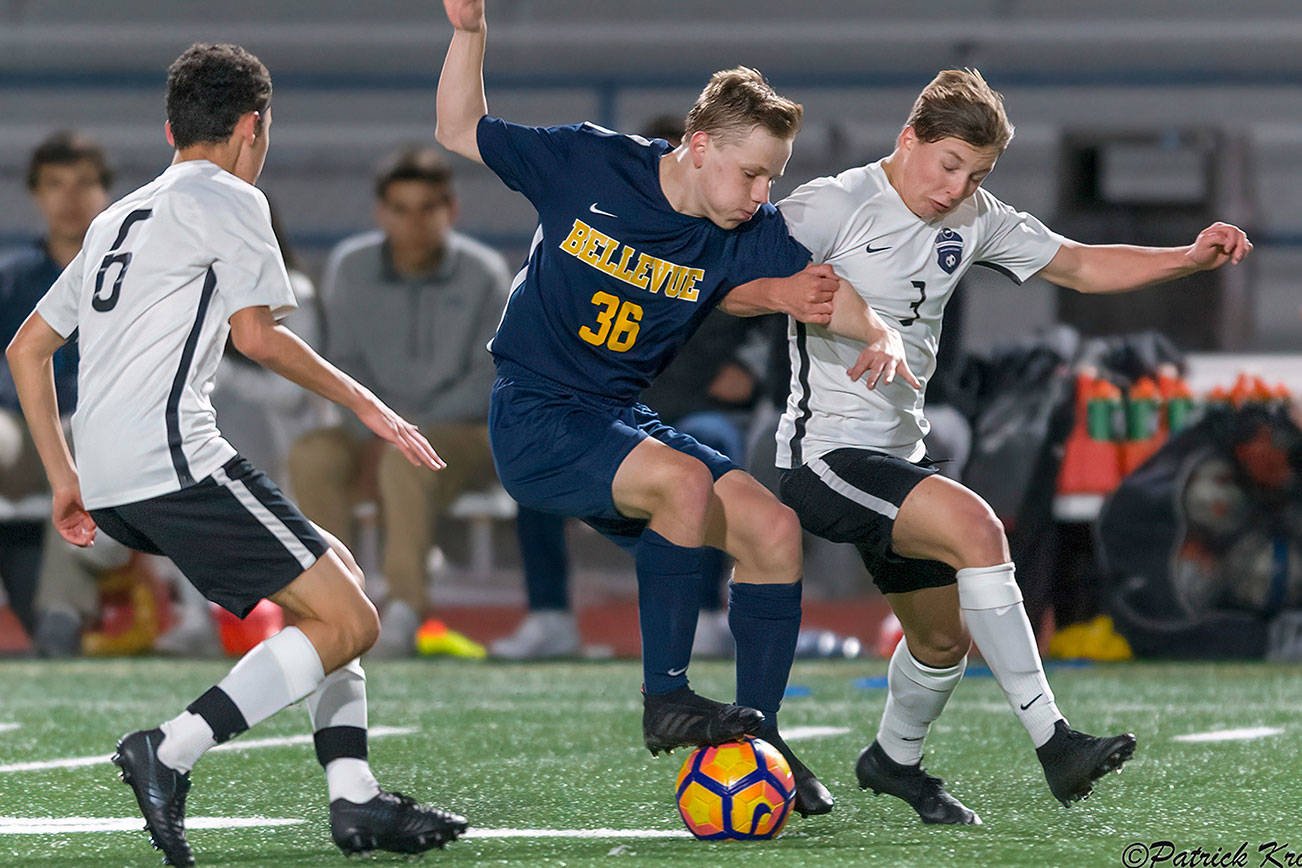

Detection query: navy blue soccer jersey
xmin=478 ymin=116 xmax=810 ymax=402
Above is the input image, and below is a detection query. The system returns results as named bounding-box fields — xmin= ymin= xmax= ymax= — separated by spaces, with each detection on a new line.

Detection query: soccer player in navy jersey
xmin=436 ymin=0 xmax=919 ymax=818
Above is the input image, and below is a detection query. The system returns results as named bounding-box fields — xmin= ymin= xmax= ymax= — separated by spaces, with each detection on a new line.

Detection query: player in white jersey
xmin=775 ymin=70 xmax=1251 ymax=824
xmin=5 ymin=44 xmax=467 ymax=864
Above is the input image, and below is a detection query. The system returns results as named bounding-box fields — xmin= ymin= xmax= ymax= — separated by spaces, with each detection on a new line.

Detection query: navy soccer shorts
xmin=779 ymin=447 xmax=956 ymax=595
xmin=489 ymin=370 xmax=736 ymax=549
xmin=89 ymin=456 xmax=329 ymax=617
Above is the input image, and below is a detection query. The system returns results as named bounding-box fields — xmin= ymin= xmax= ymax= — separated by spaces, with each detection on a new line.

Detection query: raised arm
xmin=435 ymin=0 xmax=489 ymax=163
xmin=228 ymin=305 xmax=445 ymax=470
xmin=1037 ymin=221 xmax=1252 ymax=294
xmin=6 ymin=312 xmax=95 ymax=546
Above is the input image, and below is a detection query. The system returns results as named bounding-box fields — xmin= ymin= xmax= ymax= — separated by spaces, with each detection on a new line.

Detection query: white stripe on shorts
xmin=808 ymin=457 xmax=900 ymax=520
xmin=212 ymin=466 xmax=316 ymax=570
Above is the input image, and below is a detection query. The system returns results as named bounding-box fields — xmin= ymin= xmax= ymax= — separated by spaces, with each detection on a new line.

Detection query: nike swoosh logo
xmin=1020 ymin=693 xmax=1043 ymax=711
xmin=865 ymin=244 xmax=891 ymax=253
xmin=667 ymin=666 xmax=688 ymax=677
xmin=589 ymin=202 xmax=618 ymax=218
xmin=901 ymin=735 xmax=925 ymax=741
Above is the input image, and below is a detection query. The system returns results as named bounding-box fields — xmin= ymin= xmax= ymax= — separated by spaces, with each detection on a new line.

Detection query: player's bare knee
xmin=345 ymin=596 xmax=381 ymax=656
xmin=952 ymin=504 xmax=1009 ymax=568
xmin=910 ymin=629 xmax=971 ymax=668
xmin=746 ymin=503 xmax=803 ymax=578
xmin=653 ymin=459 xmax=714 ymax=525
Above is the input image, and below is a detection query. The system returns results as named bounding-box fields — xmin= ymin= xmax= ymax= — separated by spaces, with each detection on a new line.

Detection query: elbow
xmin=230 ymin=327 xmax=272 ymax=365
xmin=434 ymin=121 xmax=451 ymax=149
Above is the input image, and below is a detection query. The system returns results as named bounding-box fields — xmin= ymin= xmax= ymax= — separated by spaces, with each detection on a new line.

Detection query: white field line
xmin=0 ymin=816 xmax=304 ymax=834
xmin=782 ymin=725 xmax=850 ymax=741
xmin=1172 ymin=726 xmax=1284 ymax=743
xmin=467 ymin=828 xmax=691 ymax=839
xmin=0 ymin=725 xmax=416 ymax=774
xmin=0 ymin=724 xmax=17 ymax=733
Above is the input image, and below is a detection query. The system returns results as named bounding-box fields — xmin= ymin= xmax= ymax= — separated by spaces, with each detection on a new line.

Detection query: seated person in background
xmin=290 ymin=146 xmax=566 ymax=657
xmin=0 ymin=132 xmax=110 ymax=652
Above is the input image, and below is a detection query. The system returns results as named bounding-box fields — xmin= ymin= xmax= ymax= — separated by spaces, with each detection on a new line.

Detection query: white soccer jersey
xmin=775 ymin=159 xmax=1064 ymax=468
xmin=36 ymin=160 xmax=297 ymax=509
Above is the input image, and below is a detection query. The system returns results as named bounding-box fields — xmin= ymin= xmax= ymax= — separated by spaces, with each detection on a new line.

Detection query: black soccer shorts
xmin=90 ymin=456 xmax=329 ymax=617
xmin=779 ymin=447 xmax=956 ymax=595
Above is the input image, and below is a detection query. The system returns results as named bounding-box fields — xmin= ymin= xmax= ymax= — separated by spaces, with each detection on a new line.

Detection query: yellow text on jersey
xmin=559 ymin=218 xmax=705 ymax=302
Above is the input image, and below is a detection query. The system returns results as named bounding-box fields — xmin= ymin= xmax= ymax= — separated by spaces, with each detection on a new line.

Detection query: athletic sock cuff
xmin=314 ymin=725 xmax=369 ymax=767
xmin=729 ymin=580 xmax=802 ymax=619
xmin=186 ymin=686 xmax=248 ymax=744
xmin=896 ymin=639 xmax=967 ymax=691
xmin=955 ymin=562 xmax=1021 ymax=610
xmin=637 ymin=529 xmax=707 ymax=575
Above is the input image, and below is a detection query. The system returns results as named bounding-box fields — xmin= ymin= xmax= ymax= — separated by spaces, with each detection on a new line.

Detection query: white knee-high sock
xmin=306 ymin=658 xmax=381 ymax=804
xmin=876 ymin=638 xmax=966 ymax=766
xmin=957 ymin=563 xmax=1062 ymax=747
xmin=158 ymin=626 xmax=325 ymax=772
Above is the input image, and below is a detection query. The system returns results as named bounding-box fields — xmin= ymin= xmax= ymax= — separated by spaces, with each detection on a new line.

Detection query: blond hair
xmin=906 ymin=69 xmax=1014 ymax=151
xmin=684 ymin=67 xmax=803 ymax=144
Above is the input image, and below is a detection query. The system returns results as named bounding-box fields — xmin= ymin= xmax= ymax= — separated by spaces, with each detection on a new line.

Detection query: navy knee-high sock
xmin=729 ymin=580 xmax=802 ymax=730
xmin=637 ymin=529 xmax=706 ymax=695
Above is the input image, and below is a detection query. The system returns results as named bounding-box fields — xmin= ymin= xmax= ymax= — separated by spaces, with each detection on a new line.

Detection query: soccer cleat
xmin=642 ymin=686 xmax=764 ymax=756
xmin=489 ymin=610 xmax=580 ymax=660
xmin=855 ymin=741 xmax=981 ymax=825
xmin=759 ymin=729 xmax=834 ymax=817
xmin=1036 ymin=719 xmax=1137 ymax=807
xmin=330 ymin=789 xmax=468 ymax=855
xmin=111 ymin=728 xmax=195 ymax=867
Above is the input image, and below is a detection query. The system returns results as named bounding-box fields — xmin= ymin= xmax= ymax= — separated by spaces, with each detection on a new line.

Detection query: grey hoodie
xmin=320 ymin=229 xmax=510 ymax=427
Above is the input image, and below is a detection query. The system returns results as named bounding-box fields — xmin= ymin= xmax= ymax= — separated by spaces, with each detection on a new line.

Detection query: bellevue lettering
xmin=560 ymin=218 xmax=704 ymax=302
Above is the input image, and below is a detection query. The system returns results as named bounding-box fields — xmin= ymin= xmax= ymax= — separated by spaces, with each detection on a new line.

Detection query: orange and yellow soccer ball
xmin=675 ymin=736 xmax=796 ymax=840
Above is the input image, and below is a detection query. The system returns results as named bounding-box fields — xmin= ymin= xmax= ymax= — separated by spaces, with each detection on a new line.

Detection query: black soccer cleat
xmin=1036 ymin=719 xmax=1137 ymax=807
xmin=758 ymin=729 xmax=834 ymax=817
xmin=330 ymin=789 xmax=468 ymax=855
xmin=111 ymin=728 xmax=195 ymax=867
xmin=855 ymin=741 xmax=981 ymax=825
xmin=642 ymin=686 xmax=764 ymax=756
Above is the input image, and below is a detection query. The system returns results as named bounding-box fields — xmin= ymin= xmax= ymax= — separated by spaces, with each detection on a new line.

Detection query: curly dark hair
xmin=166 ymin=43 xmax=272 ymax=149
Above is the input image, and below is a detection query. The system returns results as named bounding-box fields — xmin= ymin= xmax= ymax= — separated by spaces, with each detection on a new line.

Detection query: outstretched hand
xmin=53 ymin=484 xmax=96 ymax=547
xmin=847 ymin=324 xmax=922 ymax=391
xmin=1186 ymin=221 xmax=1252 ymax=270
xmin=355 ymin=390 xmax=447 ymax=471
xmin=443 ymin=0 xmax=485 ymax=32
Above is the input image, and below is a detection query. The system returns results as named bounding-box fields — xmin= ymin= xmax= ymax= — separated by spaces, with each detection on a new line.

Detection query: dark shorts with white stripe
xmin=89 ymin=456 xmax=329 ymax=618
xmin=779 ymin=448 xmax=957 ymax=595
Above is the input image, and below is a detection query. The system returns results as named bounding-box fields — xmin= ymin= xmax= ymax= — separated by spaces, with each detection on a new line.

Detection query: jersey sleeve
xmin=476 ymin=116 xmax=587 ymax=207
xmin=726 ymin=205 xmax=812 ymax=289
xmin=972 ymin=190 xmax=1066 ymax=284
xmin=33 ymin=248 xmax=86 ymax=339
xmin=193 ymin=187 xmax=298 ymax=321
xmin=777 ymin=175 xmax=855 ymax=263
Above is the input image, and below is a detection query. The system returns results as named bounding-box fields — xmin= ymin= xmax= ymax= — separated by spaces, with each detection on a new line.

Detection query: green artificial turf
xmin=0 ymin=658 xmax=1297 ymax=866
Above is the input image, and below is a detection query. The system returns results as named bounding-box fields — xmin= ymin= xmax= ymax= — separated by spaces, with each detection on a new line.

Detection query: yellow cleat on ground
xmin=1049 ymin=615 xmax=1133 ymax=662
xmin=416 ymin=618 xmax=486 ymax=658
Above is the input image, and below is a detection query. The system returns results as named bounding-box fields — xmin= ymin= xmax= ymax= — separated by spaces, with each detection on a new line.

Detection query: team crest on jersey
xmin=935 ymin=228 xmax=963 ymax=274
